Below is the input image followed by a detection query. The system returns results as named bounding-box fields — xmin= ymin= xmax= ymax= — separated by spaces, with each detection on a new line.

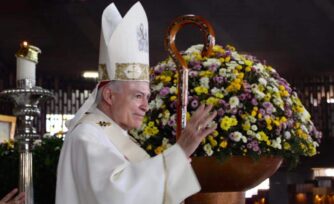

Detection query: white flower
xmin=251 ymin=125 xmax=258 ymax=131
xmin=258 ymin=78 xmax=267 ymax=86
xmin=169 ymin=86 xmax=177 ymax=94
xmin=229 ymin=96 xmax=239 ymax=109
xmin=247 ymin=130 xmax=256 ymax=137
xmin=211 ymin=87 xmax=220 ymax=95
xmin=272 ymin=86 xmax=279 ymax=93
xmin=271 ymin=138 xmax=282 ymax=149
xmin=200 ymin=77 xmax=210 ymax=88
xmin=226 ymin=61 xmax=239 ymax=70
xmin=299 ymin=109 xmax=311 ymax=123
xmin=253 ymin=63 xmax=265 ymax=72
xmin=162 ymin=138 xmax=172 ymax=149
xmin=149 ymin=101 xmax=156 ymax=110
xmin=284 ymin=131 xmax=291 ymax=139
xmin=203 ymin=58 xmax=221 ymax=67
xmin=203 ymin=144 xmax=213 ymax=156
xmin=151 ymin=82 xmax=163 ymax=91
xmin=155 ymin=98 xmax=163 ymax=109
xmin=219 ymin=68 xmax=227 ymax=76
xmin=273 ymin=98 xmax=284 ymax=110
xmin=241 ymin=136 xmax=247 ymax=143
xmin=230 ymin=131 xmax=243 ymax=142
xmin=185 ymin=44 xmax=203 ymax=54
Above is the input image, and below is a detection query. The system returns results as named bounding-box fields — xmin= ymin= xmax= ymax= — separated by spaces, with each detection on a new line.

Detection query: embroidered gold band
xmin=115 ymin=63 xmax=149 ymax=81
xmin=98 ymin=64 xmax=109 ymax=81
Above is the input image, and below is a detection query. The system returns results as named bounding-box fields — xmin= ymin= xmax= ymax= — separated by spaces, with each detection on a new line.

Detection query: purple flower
xmin=263 ymin=102 xmax=274 ymax=114
xmin=189 ymin=71 xmax=199 ymax=78
xmin=159 ymin=87 xmax=170 ymax=96
xmin=213 ymin=76 xmax=224 ymax=84
xmin=209 ymin=64 xmax=218 ymax=72
xmin=251 ymin=98 xmax=258 ymax=106
xmin=191 ymin=99 xmax=199 ymax=109
xmin=217 ymin=108 xmax=225 ymax=116
xmin=230 ymin=108 xmax=238 ymax=114
xmin=190 ymin=60 xmax=202 ymax=70
xmin=239 ymin=94 xmax=247 ymax=101
xmin=168 ymin=119 xmax=176 ymax=127
xmin=259 ymin=108 xmax=266 ymax=116
xmin=284 ymin=108 xmax=292 ymax=117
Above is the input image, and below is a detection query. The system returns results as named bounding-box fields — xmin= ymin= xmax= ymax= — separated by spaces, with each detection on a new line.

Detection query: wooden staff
xmin=164 ymin=15 xmax=216 ymax=139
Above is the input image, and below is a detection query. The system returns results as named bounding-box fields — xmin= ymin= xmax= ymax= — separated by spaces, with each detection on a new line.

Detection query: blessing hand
xmin=177 ymin=104 xmax=217 ymax=157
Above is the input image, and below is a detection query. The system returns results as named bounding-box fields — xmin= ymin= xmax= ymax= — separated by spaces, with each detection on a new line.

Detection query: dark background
xmin=1 ymin=0 xmax=334 ymax=80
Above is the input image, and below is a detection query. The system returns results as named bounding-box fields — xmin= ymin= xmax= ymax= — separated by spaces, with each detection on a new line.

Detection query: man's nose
xmin=141 ymin=98 xmax=149 ymax=112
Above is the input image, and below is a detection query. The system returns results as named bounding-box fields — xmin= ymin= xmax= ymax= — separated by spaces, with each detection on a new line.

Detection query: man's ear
xmin=102 ymin=87 xmax=114 ymax=106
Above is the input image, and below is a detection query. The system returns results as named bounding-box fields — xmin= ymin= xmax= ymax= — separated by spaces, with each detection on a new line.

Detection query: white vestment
xmin=56 ymin=108 xmax=200 ymax=204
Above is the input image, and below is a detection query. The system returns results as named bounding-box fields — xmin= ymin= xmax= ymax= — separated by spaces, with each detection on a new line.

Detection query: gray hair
xmin=95 ymin=81 xmax=125 ymax=105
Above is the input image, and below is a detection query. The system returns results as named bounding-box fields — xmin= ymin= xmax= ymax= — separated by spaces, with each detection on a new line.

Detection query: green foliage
xmin=0 ymin=137 xmax=63 ymax=204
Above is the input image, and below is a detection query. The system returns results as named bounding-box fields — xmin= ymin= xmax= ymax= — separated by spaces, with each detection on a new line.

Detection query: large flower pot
xmin=191 ymin=156 xmax=283 ymax=192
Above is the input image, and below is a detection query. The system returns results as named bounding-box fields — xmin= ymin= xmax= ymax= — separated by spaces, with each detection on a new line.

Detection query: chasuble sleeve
xmin=56 ymin=123 xmax=200 ymax=204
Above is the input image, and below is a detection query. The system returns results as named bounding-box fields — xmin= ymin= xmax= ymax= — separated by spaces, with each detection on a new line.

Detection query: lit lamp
xmin=15 ymin=41 xmax=41 ymax=88
xmin=0 ymin=41 xmax=53 ymax=204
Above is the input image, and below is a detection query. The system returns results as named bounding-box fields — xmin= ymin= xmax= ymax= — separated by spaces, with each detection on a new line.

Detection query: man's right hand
xmin=177 ymin=104 xmax=217 ymax=157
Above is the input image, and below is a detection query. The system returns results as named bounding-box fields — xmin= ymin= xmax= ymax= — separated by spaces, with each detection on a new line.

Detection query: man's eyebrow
xmin=134 ymin=90 xmax=151 ymax=96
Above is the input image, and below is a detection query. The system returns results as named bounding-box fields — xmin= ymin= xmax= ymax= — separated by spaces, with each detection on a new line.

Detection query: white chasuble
xmin=56 ymin=109 xmax=200 ymax=204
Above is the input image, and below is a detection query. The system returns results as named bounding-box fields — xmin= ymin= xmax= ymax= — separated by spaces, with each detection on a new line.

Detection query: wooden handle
xmin=164 ymin=15 xmax=216 ymax=139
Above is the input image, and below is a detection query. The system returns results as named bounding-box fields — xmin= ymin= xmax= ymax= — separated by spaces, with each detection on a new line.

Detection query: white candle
xmin=15 ymin=41 xmax=41 ymax=88
xmin=16 ymin=57 xmax=36 ymax=81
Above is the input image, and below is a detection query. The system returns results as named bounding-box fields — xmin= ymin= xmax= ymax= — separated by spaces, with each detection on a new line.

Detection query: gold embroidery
xmin=98 ymin=64 xmax=109 ymax=80
xmin=97 ymin=121 xmax=111 ymax=127
xmin=115 ymin=63 xmax=149 ymax=81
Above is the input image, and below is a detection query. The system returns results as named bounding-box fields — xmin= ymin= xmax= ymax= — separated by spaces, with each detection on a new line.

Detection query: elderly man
xmin=56 ymin=2 xmax=217 ymax=204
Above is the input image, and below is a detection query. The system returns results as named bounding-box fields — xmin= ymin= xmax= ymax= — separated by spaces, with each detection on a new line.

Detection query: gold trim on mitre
xmin=99 ymin=64 xmax=109 ymax=80
xmin=115 ymin=63 xmax=149 ymax=81
xmin=15 ymin=41 xmax=41 ymax=63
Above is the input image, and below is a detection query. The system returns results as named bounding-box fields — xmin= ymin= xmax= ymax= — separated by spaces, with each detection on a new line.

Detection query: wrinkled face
xmin=110 ymin=81 xmax=150 ymax=130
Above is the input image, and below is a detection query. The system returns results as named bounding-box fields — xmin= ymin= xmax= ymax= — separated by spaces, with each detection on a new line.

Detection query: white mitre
xmin=66 ymin=1 xmax=149 ymax=130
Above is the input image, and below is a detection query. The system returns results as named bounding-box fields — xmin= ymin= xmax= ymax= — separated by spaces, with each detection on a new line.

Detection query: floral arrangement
xmin=130 ymin=44 xmax=322 ymax=166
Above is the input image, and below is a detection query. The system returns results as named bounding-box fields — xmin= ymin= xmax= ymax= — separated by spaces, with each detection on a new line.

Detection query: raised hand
xmin=177 ymin=104 xmax=217 ymax=157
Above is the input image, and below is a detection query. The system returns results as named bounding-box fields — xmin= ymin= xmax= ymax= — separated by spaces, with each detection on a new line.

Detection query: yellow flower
xmin=199 ymin=70 xmax=214 ymax=78
xmin=206 ymin=97 xmax=219 ymax=106
xmin=194 ymin=86 xmax=208 ymax=95
xmin=208 ymin=136 xmax=218 ymax=147
xmin=214 ymin=92 xmax=224 ymax=99
xmin=245 ymin=66 xmax=252 ymax=72
xmin=143 ymin=125 xmax=159 ymax=136
xmin=226 ymin=80 xmax=242 ymax=93
xmin=226 ymin=45 xmax=236 ymax=51
xmin=186 ymin=112 xmax=191 ymax=121
xmin=213 ymin=45 xmax=225 ymax=53
xmin=220 ymin=116 xmax=238 ymax=131
xmin=170 ymin=95 xmax=177 ymax=101
xmin=244 ymin=60 xmax=253 ymax=66
xmin=264 ymin=93 xmax=271 ymax=102
xmin=154 ymin=146 xmax=164 ymax=155
xmin=219 ymin=140 xmax=228 ymax=148
xmin=242 ymin=121 xmax=251 ymax=131
xmin=283 ymin=142 xmax=291 ymax=150
xmin=146 ymin=145 xmax=152 ymax=151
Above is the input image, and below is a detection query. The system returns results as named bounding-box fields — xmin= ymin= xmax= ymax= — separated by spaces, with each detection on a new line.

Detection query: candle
xmin=15 ymin=41 xmax=41 ymax=88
